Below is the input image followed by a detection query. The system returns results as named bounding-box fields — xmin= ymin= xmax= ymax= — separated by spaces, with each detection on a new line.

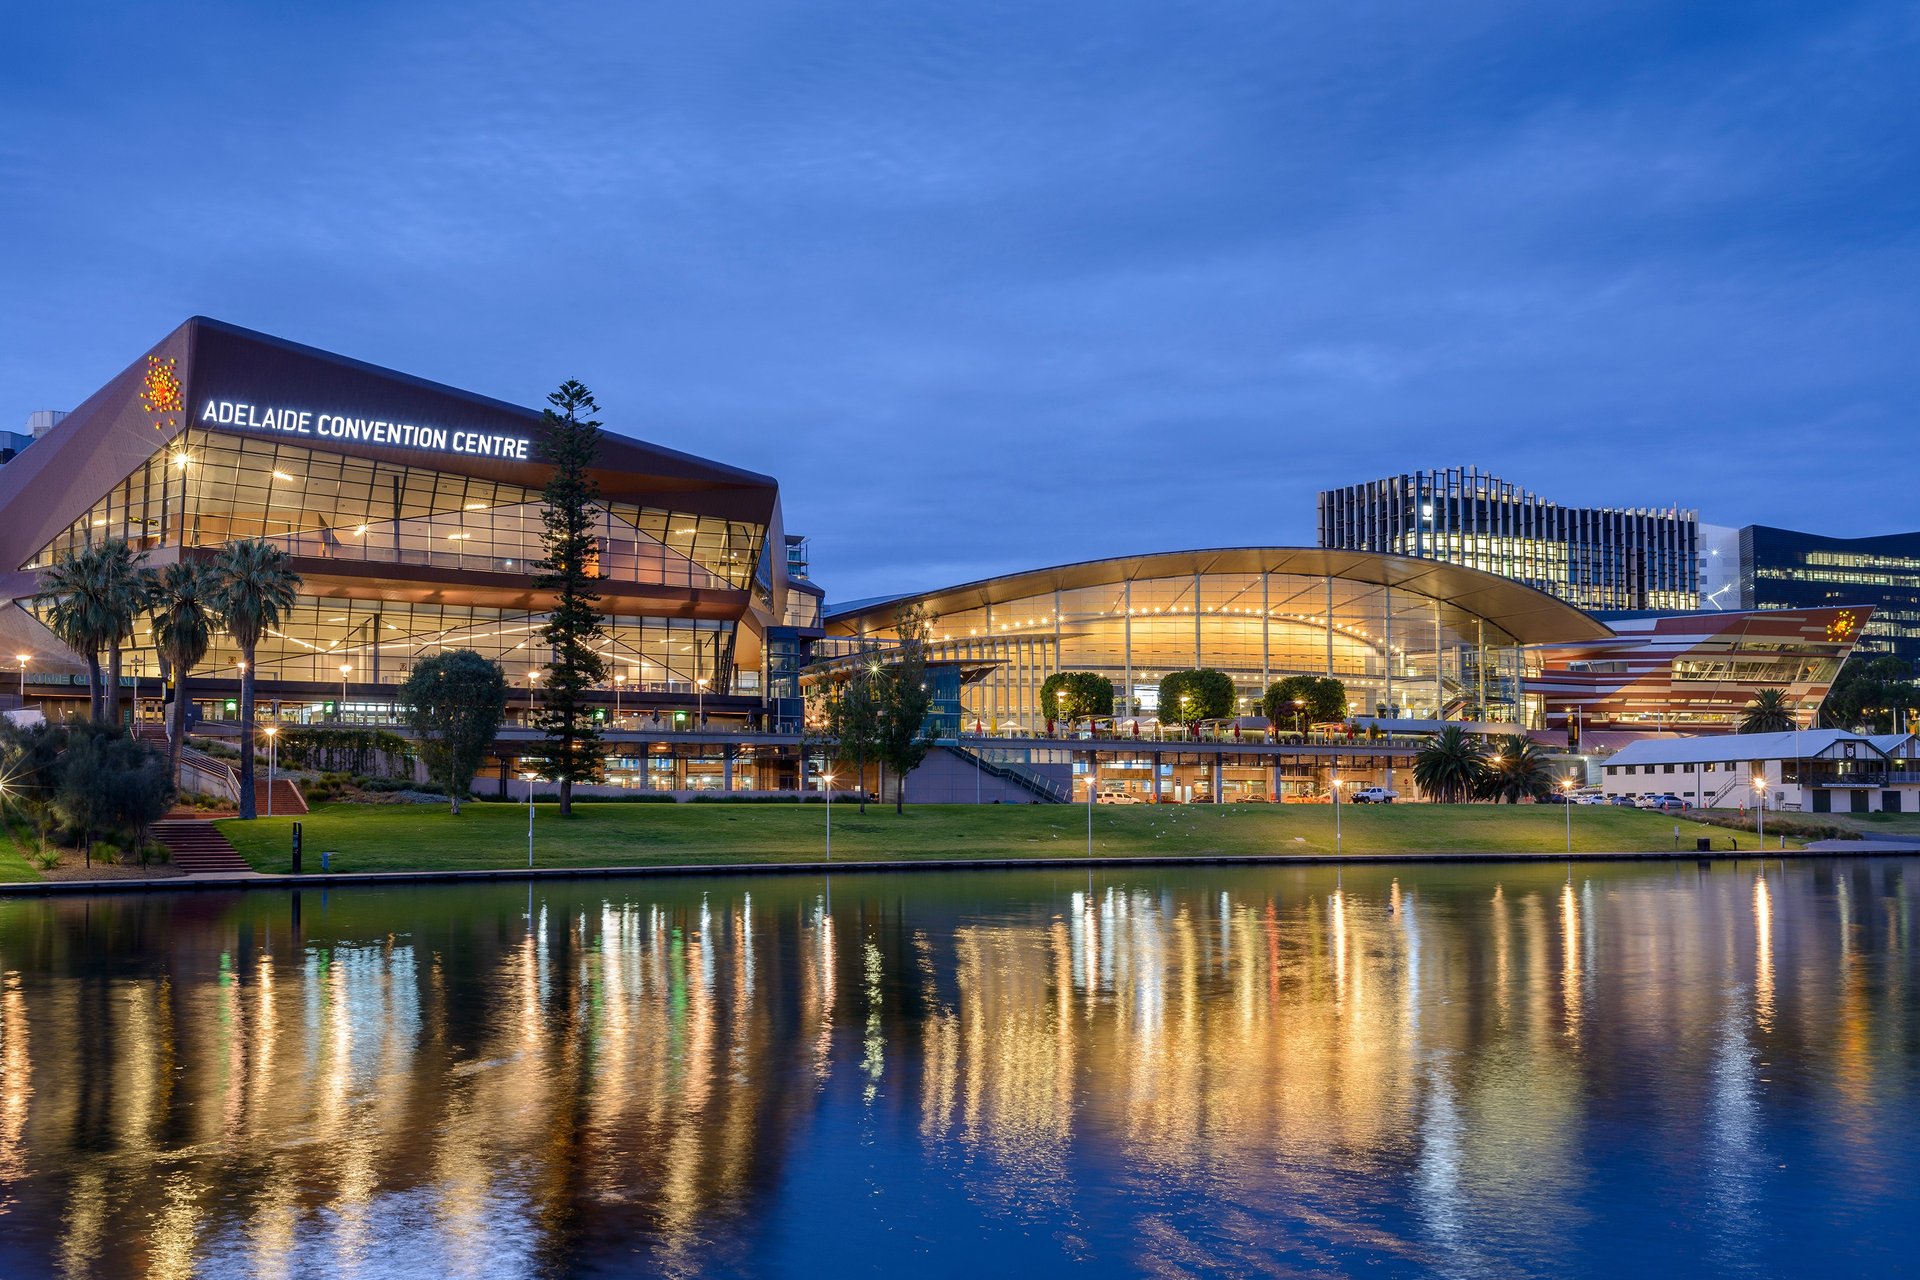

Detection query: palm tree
xmin=209 ymin=540 xmax=301 ymax=820
xmin=149 ymin=561 xmax=219 ymax=787
xmin=39 ymin=545 xmax=116 ymax=722
xmin=96 ymin=540 xmax=157 ymax=729
xmin=1413 ymin=724 xmax=1489 ymax=803
xmin=1740 ymin=688 xmax=1795 ymax=734
xmin=1483 ymin=738 xmax=1555 ymax=803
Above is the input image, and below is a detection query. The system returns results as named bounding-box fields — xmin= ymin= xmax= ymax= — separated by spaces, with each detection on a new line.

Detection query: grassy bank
xmin=217 ymin=800 xmax=1789 ymax=874
xmin=0 ymin=821 xmax=41 ymax=883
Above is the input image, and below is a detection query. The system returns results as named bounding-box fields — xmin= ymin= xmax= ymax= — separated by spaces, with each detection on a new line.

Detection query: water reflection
xmin=0 ymin=860 xmax=1916 ymax=1277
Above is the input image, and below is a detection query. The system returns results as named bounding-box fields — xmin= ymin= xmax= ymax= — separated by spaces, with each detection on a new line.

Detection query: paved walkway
xmin=0 ymin=844 xmax=1904 ymax=896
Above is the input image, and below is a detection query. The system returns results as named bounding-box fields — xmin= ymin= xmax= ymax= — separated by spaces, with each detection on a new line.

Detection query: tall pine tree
xmin=533 ymin=380 xmax=608 ymax=817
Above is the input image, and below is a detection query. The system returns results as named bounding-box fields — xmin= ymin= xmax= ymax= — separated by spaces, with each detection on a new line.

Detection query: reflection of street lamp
xmin=1752 ymin=773 xmax=1767 ymax=842
xmin=263 ymin=724 xmax=279 ymax=818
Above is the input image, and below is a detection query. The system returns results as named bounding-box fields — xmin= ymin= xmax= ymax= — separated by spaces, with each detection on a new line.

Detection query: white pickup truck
xmin=1349 ymin=787 xmax=1399 ymax=804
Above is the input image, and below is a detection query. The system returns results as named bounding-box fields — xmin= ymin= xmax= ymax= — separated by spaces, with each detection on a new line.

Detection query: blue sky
xmin=3 ymin=1 xmax=1916 ymax=601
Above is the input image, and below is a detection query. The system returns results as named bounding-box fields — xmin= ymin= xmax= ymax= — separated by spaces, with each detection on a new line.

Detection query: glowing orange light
xmin=140 ymin=355 xmax=183 ymax=431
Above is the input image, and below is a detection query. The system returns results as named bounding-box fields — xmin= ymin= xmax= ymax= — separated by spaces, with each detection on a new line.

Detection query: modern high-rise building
xmin=1317 ymin=468 xmax=1699 ymax=612
xmin=1737 ymin=525 xmax=1920 ymax=669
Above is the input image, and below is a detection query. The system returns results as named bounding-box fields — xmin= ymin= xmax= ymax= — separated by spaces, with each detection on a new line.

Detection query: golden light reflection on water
xmin=0 ymin=862 xmax=1913 ymax=1276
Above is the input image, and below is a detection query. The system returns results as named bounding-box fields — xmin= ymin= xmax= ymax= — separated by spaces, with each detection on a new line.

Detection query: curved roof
xmin=825 ymin=547 xmax=1614 ymax=645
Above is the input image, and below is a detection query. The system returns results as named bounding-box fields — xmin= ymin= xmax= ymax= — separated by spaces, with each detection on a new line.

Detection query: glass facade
xmin=1741 ymin=524 xmax=1920 ymax=668
xmin=22 ymin=428 xmax=766 ymax=700
xmin=831 ymin=564 xmax=1532 ymax=732
xmin=1319 ymin=468 xmax=1699 ymax=612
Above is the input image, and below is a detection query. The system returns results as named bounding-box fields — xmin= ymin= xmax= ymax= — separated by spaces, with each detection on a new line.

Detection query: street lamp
xmin=1331 ymin=775 xmax=1344 ymax=857
xmin=1752 ymin=773 xmax=1767 ymax=843
xmin=527 ymin=669 xmax=541 ymax=727
xmin=338 ymin=663 xmax=352 ymax=718
xmin=1056 ymin=687 xmax=1069 ymax=737
xmin=821 ymin=770 xmax=836 ymax=861
xmin=263 ymin=724 xmax=279 ymax=818
xmin=696 ymin=676 xmax=709 ymax=727
xmin=523 ymin=771 xmax=537 ymax=867
xmin=1561 ymin=772 xmax=1577 ymax=854
xmin=15 ymin=653 xmax=28 ymax=701
xmin=613 ymin=671 xmax=625 ymax=725
xmin=1294 ymin=698 xmax=1306 ymax=734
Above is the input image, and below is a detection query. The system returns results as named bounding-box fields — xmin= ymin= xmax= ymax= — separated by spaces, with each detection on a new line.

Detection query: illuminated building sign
xmin=198 ymin=398 xmax=531 ymax=460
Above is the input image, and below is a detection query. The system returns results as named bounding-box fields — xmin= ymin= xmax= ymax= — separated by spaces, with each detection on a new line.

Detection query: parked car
xmin=1575 ymin=793 xmax=1609 ymax=805
xmin=1606 ymin=794 xmax=1637 ymax=806
xmin=1638 ymin=794 xmax=1687 ymax=811
xmin=1096 ymin=790 xmax=1142 ymax=805
xmin=1540 ymin=791 xmax=1572 ymax=804
xmin=1350 ymin=787 xmax=1399 ymax=803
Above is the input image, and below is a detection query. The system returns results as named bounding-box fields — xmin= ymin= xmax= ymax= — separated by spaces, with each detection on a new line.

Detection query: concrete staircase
xmin=152 ymin=817 xmax=253 ymax=874
xmin=254 ymin=777 xmax=308 ymax=816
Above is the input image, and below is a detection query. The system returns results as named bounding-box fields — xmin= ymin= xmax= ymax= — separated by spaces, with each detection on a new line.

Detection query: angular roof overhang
xmin=0 ymin=317 xmax=779 ymax=582
xmin=825 ymin=547 xmax=1613 ymax=646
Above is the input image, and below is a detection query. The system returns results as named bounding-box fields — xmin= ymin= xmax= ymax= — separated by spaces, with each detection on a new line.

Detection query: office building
xmin=1318 ymin=467 xmax=1699 ymax=612
xmin=1737 ymin=525 xmax=1920 ymax=669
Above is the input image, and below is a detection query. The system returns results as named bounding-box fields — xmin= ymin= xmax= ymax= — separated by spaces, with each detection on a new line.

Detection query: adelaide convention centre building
xmin=0 ymin=318 xmax=1873 ymax=803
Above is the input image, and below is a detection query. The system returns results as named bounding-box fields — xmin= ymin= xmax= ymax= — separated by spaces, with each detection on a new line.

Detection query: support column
xmin=1152 ymin=751 xmax=1163 ymax=803
xmin=1210 ymin=754 xmax=1223 ymax=804
xmin=1260 ymin=570 xmax=1270 ymax=692
xmin=1123 ymin=580 xmax=1133 ymax=719
xmin=1270 ymin=757 xmax=1281 ymax=803
xmin=1326 ymin=575 xmax=1335 ymax=675
xmin=723 ymin=745 xmax=735 ymax=793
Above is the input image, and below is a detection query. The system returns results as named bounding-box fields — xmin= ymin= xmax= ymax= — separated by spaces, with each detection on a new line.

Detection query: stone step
xmin=152 ymin=819 xmax=253 ymax=874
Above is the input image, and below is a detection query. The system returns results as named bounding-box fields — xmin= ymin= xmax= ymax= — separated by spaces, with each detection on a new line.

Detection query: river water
xmin=0 ymin=859 xmax=1915 ymax=1278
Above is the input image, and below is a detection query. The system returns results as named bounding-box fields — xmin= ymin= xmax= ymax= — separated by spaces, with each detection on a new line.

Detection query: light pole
xmin=263 ymin=724 xmax=278 ymax=818
xmin=1752 ymin=773 xmax=1767 ymax=843
xmin=1332 ymin=774 xmax=1343 ymax=856
xmin=14 ymin=653 xmax=27 ymax=701
xmin=1561 ymin=772 xmax=1577 ymax=854
xmin=696 ymin=676 xmax=709 ymax=728
xmin=1055 ymin=688 xmax=1069 ymax=737
xmin=822 ymin=770 xmax=836 ymax=861
xmin=338 ymin=663 xmax=352 ymax=720
xmin=1294 ymin=698 xmax=1306 ymax=735
xmin=524 ymin=771 xmax=536 ymax=867
xmin=527 ymin=669 xmax=541 ymax=726
xmin=614 ymin=671 xmax=625 ymax=726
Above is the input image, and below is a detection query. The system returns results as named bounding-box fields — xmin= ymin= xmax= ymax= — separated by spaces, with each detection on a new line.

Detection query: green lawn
xmin=217 ymin=800 xmax=1784 ymax=874
xmin=0 ymin=821 xmax=41 ymax=883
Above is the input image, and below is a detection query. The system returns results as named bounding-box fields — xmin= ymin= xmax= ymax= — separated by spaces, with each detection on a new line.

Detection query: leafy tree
xmin=1822 ymin=654 xmax=1919 ymax=732
xmin=821 ymin=663 xmax=883 ymax=815
xmin=875 ymin=606 xmax=935 ymax=813
xmin=1739 ymin=687 xmax=1795 ymax=734
xmin=51 ymin=726 xmax=174 ymax=864
xmin=208 ymin=539 xmax=302 ymax=820
xmin=1261 ymin=675 xmax=1348 ymax=730
xmin=401 ymin=650 xmax=509 ymax=815
xmin=532 ymin=380 xmax=608 ymax=817
xmin=0 ymin=720 xmax=66 ymax=849
xmin=99 ymin=540 xmax=157 ymax=729
xmin=148 ymin=560 xmax=218 ymax=787
xmin=40 ymin=544 xmax=120 ymax=722
xmin=1481 ymin=738 xmax=1555 ymax=803
xmin=1158 ymin=669 xmax=1235 ymax=725
xmin=1412 ymin=725 xmax=1489 ymax=803
xmin=1039 ymin=671 xmax=1114 ymax=727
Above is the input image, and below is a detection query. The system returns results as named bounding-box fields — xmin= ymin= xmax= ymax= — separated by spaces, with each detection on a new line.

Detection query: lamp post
xmin=1331 ymin=774 xmax=1343 ymax=856
xmin=614 ymin=671 xmax=625 ymax=726
xmin=1561 ymin=772 xmax=1577 ymax=854
xmin=523 ymin=771 xmax=536 ymax=867
xmin=15 ymin=653 xmax=27 ymax=701
xmin=338 ymin=663 xmax=352 ymax=720
xmin=1294 ymin=698 xmax=1306 ymax=735
xmin=1056 ymin=688 xmax=1069 ymax=738
xmin=696 ymin=676 xmax=709 ymax=727
xmin=527 ymin=669 xmax=541 ymax=727
xmin=1752 ymin=773 xmax=1767 ymax=843
xmin=263 ymin=724 xmax=278 ymax=818
xmin=821 ymin=771 xmax=836 ymax=861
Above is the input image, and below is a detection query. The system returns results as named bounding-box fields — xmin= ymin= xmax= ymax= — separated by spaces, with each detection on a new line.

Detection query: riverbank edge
xmin=0 ymin=843 xmax=1893 ymax=897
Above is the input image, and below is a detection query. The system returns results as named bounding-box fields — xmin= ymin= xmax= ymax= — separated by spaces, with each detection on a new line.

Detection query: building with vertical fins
xmin=1317 ymin=467 xmax=1699 ymax=613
